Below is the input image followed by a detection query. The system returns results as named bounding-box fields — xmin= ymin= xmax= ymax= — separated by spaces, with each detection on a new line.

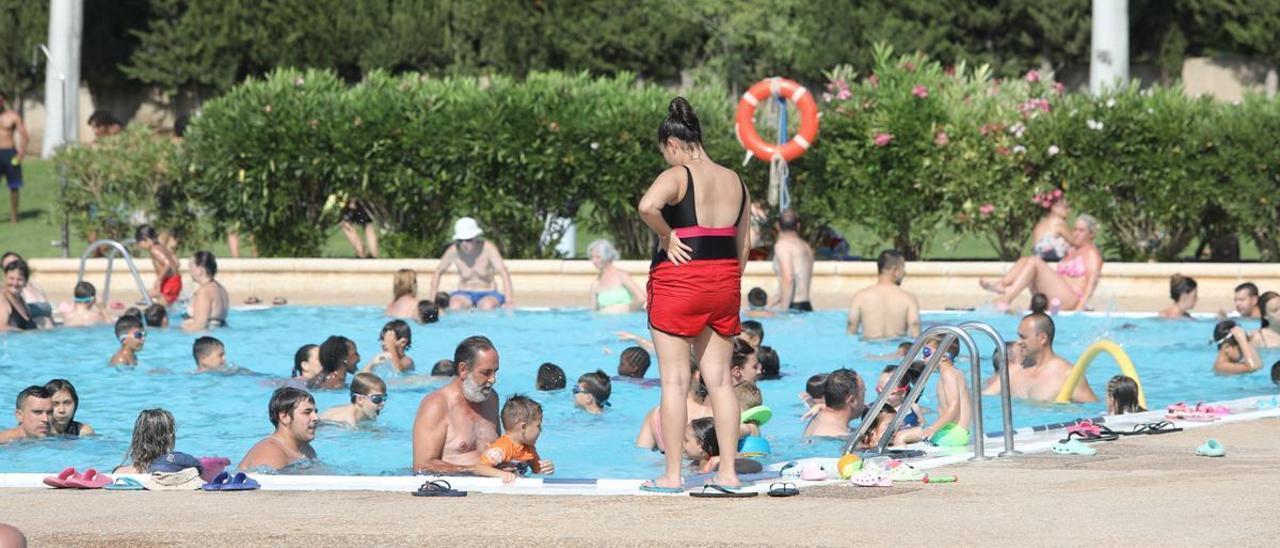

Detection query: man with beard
xmin=847 ymin=250 xmax=921 ymax=339
xmin=1001 ymin=313 xmax=1097 ymax=403
xmin=412 ymin=335 xmax=501 ymax=473
xmin=238 ymin=387 xmax=320 ymax=471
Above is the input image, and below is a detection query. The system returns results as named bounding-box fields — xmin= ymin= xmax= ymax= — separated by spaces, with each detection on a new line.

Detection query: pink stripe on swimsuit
xmin=673 ymin=225 xmax=736 ymax=239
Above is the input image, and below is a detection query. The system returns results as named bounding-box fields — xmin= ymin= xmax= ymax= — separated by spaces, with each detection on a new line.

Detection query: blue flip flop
xmin=639 ymin=480 xmax=683 ymax=494
xmin=104 ymin=477 xmax=145 ymax=491
xmin=201 ymin=471 xmax=230 ymax=491
xmin=220 ymin=472 xmax=261 ymax=491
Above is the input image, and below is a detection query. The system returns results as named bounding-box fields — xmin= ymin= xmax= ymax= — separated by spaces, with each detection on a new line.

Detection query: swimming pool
xmin=1 ymin=308 xmax=1276 ymax=478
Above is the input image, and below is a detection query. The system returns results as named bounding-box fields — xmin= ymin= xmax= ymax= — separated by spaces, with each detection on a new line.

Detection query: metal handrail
xmin=844 ymin=325 xmax=989 ymax=459
xmin=76 ymin=239 xmax=154 ymax=307
xmin=958 ymin=321 xmax=1019 ymax=457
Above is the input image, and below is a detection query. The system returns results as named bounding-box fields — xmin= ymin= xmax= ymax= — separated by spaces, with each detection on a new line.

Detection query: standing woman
xmin=44 ymin=379 xmax=95 ymax=436
xmin=182 ymin=251 xmax=229 ymax=331
xmin=637 ymin=97 xmax=749 ymax=492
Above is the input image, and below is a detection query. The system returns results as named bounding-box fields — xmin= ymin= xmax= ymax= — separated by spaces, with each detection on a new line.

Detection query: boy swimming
xmin=474 ymin=394 xmax=554 ymax=483
xmin=109 ymin=315 xmax=146 ymax=366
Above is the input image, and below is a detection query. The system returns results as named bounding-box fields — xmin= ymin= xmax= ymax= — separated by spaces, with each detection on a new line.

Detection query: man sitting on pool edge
xmin=983 ymin=312 xmax=1097 ymax=403
xmin=238 ymin=387 xmax=319 ymax=471
xmin=0 ymin=386 xmax=52 ymax=443
xmin=411 ymin=335 xmax=501 ymax=473
xmin=427 ymin=217 xmax=515 ymax=311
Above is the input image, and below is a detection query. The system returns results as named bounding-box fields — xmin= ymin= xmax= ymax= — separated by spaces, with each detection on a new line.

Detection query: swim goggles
xmin=359 ymin=393 xmax=388 ymax=405
xmin=921 ymin=346 xmax=958 ymax=361
xmin=875 ymin=382 xmax=909 ymax=395
xmin=73 ymin=296 xmax=94 ymax=303
xmin=572 ymin=387 xmax=611 ymax=407
xmin=120 ymin=329 xmax=147 ymax=342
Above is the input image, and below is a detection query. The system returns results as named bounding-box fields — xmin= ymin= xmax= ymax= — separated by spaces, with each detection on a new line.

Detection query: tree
xmin=0 ymin=0 xmax=48 ymax=98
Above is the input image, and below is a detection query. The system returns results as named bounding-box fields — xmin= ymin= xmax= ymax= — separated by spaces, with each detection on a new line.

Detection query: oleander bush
xmin=57 ymin=47 xmax=1280 ymax=260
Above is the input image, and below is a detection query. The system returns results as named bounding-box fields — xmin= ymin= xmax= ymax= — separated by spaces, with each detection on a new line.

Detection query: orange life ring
xmin=735 ymin=77 xmax=820 ymax=162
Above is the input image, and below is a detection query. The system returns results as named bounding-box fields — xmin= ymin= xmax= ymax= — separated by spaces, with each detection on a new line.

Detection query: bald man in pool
xmin=991 ymin=313 xmax=1097 ymax=403
xmin=412 ymin=335 xmax=501 ymax=474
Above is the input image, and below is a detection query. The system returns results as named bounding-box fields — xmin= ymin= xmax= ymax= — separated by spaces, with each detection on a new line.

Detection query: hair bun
xmin=668 ymin=97 xmax=700 ymax=132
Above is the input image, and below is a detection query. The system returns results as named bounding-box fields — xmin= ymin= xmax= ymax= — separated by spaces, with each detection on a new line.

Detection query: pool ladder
xmin=76 ymin=239 xmax=154 ymax=307
xmin=843 ymin=321 xmax=1018 ymax=460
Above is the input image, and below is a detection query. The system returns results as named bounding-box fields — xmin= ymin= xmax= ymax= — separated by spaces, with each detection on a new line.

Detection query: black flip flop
xmin=1126 ymin=421 xmax=1183 ymax=436
xmin=412 ymin=479 xmax=467 ymax=497
xmin=689 ymin=484 xmax=758 ymax=498
xmin=767 ymin=482 xmax=799 ymax=498
xmin=1061 ymin=430 xmax=1120 ymax=443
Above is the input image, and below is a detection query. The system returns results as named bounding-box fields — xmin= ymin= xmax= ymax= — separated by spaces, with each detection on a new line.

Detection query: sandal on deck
xmin=412 ymin=479 xmax=467 ymax=497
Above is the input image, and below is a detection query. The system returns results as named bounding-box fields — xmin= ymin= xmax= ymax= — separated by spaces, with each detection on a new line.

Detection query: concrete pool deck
xmin=3 ymin=417 xmax=1277 ymax=547
xmin=30 ymin=257 xmax=1280 ymax=312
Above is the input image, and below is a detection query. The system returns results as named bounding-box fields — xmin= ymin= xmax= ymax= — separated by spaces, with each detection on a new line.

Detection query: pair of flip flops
xmin=412 ymin=479 xmax=466 ymax=497
xmin=43 ymin=468 xmax=113 ymax=489
xmin=201 ymin=471 xmax=260 ymax=491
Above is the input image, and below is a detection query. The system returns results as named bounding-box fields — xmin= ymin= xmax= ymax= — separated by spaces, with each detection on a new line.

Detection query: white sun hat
xmin=452 ymin=217 xmax=484 ymax=241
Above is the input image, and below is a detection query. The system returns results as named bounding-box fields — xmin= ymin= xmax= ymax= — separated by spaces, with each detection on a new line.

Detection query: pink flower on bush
xmin=934 ymin=131 xmax=950 ymax=146
xmin=1025 ymin=70 xmax=1040 ymax=83
xmin=1053 ymin=82 xmax=1065 ymax=94
xmin=868 ymin=74 xmax=879 ymax=87
xmin=874 ymin=133 xmax=894 ymax=147
xmin=979 ymin=204 xmax=995 ymax=217
xmin=837 ymin=88 xmax=852 ymax=101
xmin=1018 ymin=98 xmax=1052 ymax=117
xmin=944 ymin=66 xmax=956 ymax=76
xmin=995 ymin=145 xmax=1010 ymax=156
xmin=903 ymin=61 xmax=916 ymax=72
xmin=912 ymin=85 xmax=929 ymax=99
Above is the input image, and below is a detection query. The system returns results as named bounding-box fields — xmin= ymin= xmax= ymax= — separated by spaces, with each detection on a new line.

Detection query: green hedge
xmin=59 ymin=50 xmax=1280 ymax=261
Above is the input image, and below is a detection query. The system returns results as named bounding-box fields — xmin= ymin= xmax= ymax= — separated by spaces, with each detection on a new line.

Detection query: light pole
xmin=1090 ymin=0 xmax=1130 ymax=95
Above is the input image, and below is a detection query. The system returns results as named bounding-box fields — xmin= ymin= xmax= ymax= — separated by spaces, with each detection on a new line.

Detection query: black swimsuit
xmin=5 ymin=296 xmax=36 ymax=330
xmin=650 ymin=166 xmax=747 ymax=268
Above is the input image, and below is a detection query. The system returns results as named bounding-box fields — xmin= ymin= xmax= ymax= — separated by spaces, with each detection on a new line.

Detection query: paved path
xmin=2 ymin=418 xmax=1278 ymax=547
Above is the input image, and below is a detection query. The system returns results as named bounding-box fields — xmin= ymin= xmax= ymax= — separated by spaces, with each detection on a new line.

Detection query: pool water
xmin=2 ymin=308 xmax=1276 ymax=478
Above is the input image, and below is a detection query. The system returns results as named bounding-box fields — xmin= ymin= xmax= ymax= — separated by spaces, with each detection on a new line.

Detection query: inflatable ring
xmin=735 ymin=77 xmax=820 ymax=162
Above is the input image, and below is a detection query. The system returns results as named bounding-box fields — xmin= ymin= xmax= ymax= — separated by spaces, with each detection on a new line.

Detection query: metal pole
xmin=59 ymin=76 xmax=69 ymax=257
xmin=959 ymin=321 xmax=1019 ymax=457
xmin=1090 ymin=0 xmax=1130 ymax=95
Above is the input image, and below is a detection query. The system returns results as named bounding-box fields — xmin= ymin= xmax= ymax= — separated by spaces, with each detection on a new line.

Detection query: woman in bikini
xmin=637 ymin=97 xmax=750 ymax=492
xmin=0 ymin=259 xmax=37 ymax=331
xmin=981 ymin=214 xmax=1103 ymax=311
xmin=587 ymin=239 xmax=645 ymax=314
xmin=182 ymin=251 xmax=229 ymax=331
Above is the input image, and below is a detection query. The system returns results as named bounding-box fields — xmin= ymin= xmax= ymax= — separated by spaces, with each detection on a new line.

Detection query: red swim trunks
xmin=160 ymin=274 xmax=182 ymax=305
xmin=647 ymin=258 xmax=742 ymax=338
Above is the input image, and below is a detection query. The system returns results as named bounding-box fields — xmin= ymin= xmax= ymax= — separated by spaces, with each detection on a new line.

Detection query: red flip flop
xmin=43 ymin=467 xmax=78 ymax=488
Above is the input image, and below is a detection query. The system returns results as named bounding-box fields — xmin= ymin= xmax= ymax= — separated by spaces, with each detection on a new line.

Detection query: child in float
xmin=734 ymin=382 xmax=764 ymax=437
xmin=894 ymin=338 xmax=972 ymax=447
xmin=109 ymin=315 xmax=146 ymax=366
xmin=1105 ymin=375 xmax=1145 ymax=415
xmin=474 ymin=395 xmax=555 ymax=483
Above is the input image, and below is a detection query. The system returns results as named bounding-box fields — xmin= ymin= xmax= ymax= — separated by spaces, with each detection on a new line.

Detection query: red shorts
xmin=160 ymin=274 xmax=182 ymax=305
xmin=647 ymin=258 xmax=742 ymax=338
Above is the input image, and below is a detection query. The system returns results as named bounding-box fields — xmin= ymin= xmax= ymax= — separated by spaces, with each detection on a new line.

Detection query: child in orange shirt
xmin=475 ymin=394 xmax=555 ymax=483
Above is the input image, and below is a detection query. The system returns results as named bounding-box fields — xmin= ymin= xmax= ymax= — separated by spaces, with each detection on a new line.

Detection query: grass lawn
xmin=4 ymin=158 xmax=1251 ymax=261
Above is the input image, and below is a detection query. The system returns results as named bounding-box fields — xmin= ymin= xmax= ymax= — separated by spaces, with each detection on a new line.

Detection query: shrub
xmin=56 ymin=125 xmax=204 ymax=247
